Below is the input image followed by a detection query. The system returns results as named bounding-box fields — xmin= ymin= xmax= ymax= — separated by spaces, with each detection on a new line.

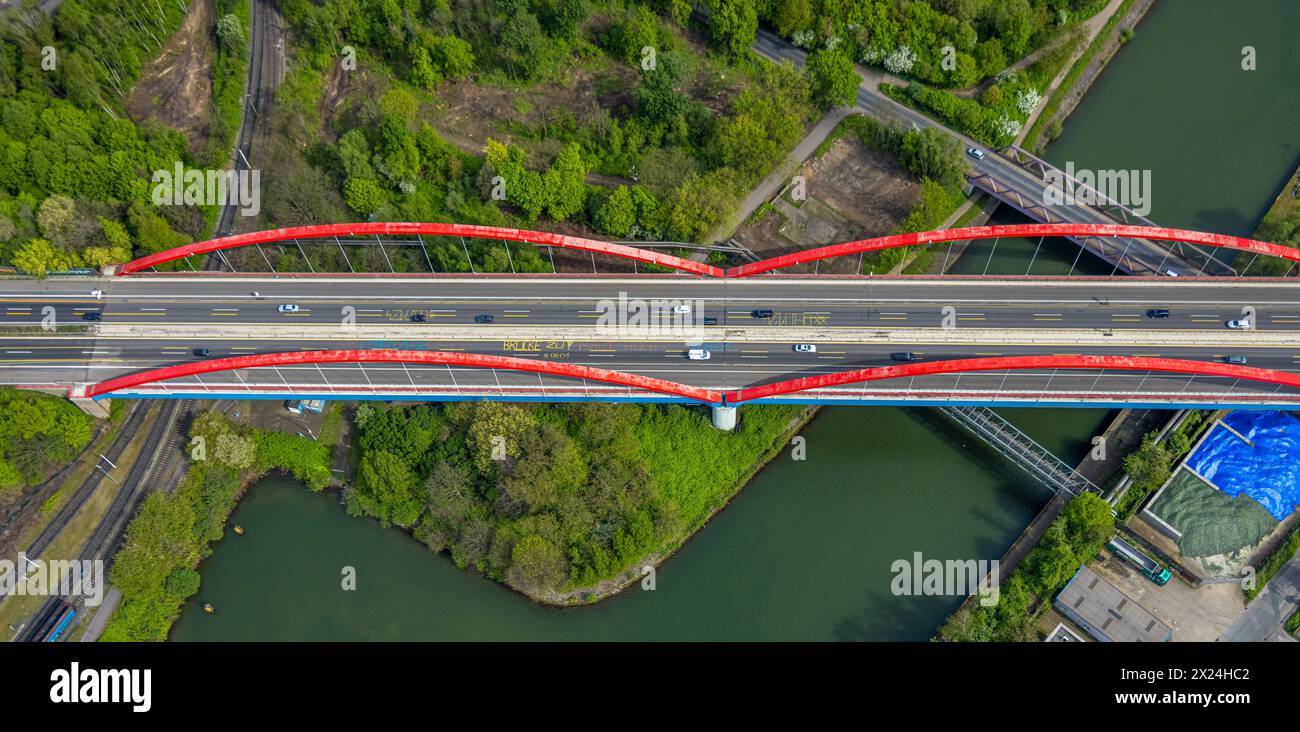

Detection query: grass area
xmin=1024 ymin=0 xmax=1139 ymax=151
xmin=0 ymin=403 xmax=155 ymax=638
xmin=1246 ymin=523 xmax=1300 ymax=603
xmin=1285 ymin=608 xmax=1300 ymax=637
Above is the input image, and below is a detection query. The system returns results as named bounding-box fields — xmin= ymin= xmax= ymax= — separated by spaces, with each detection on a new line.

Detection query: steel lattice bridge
xmin=3 ymin=221 xmax=1297 ymax=427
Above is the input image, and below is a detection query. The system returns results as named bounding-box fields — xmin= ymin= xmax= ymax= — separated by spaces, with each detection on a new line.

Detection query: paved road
xmin=2 ymin=277 xmax=1298 ymax=404
xmin=1221 ymin=558 xmax=1300 ymax=642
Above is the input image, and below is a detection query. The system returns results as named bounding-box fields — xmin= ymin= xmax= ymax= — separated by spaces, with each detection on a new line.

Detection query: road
xmin=1221 ymin=558 xmax=1300 ymax=642
xmin=2 ymin=276 xmax=1298 ymax=405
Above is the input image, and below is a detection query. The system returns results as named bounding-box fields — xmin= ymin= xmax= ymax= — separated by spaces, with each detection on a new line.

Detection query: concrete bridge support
xmin=711 ymin=405 xmax=737 ymax=431
xmin=67 ymin=385 xmax=111 ymax=419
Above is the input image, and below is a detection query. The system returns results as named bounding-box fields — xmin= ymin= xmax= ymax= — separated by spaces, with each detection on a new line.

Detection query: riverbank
xmin=1023 ymin=0 xmax=1154 ymax=152
xmin=173 ymin=405 xmax=1043 ymax=641
xmin=545 ymin=405 xmax=818 ymax=605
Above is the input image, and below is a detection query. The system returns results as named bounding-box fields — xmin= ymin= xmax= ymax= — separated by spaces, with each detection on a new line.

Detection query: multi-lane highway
xmin=2 ymin=276 xmax=1298 ymax=406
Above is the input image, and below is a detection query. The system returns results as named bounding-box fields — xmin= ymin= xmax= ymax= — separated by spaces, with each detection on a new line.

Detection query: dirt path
xmin=1015 ymin=0 xmax=1127 ymax=145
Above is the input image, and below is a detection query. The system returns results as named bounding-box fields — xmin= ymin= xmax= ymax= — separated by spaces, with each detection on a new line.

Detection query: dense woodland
xmin=347 ymin=400 xmax=805 ymax=598
xmin=0 ymin=0 xmax=1171 ymax=275
xmin=0 ymin=388 xmax=94 ymax=491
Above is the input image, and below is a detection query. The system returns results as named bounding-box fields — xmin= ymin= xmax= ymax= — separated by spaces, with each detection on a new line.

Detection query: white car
xmin=793 ymin=343 xmax=817 ymax=353
xmin=1164 ymin=269 xmax=1180 ymax=277
xmin=966 ymin=147 xmax=985 ymax=160
xmin=687 ymin=349 xmax=711 ymax=360
xmin=90 ymin=289 xmax=103 ymax=299
xmin=1225 ymin=319 xmax=1250 ymax=329
xmin=277 ymin=304 xmax=300 ymax=314
xmin=671 ymin=304 xmax=692 ymax=315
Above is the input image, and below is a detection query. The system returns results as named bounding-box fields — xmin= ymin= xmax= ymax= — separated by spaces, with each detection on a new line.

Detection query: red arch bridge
xmin=68 ymin=351 xmax=1300 ymax=429
xmin=109 ymin=221 xmax=1300 ymax=278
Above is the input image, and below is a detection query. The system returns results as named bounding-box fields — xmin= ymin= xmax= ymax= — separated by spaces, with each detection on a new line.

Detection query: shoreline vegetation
xmin=104 ymin=401 xmax=815 ymax=640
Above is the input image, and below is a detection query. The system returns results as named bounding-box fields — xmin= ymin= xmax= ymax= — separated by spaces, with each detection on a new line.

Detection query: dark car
xmin=82 ymin=311 xmax=102 ymax=321
xmin=474 ymin=314 xmax=495 ymax=324
xmin=1225 ymin=355 xmax=1248 ymax=365
xmin=410 ymin=313 xmax=427 ymax=323
xmin=1146 ymin=308 xmax=1171 ymax=319
xmin=192 ymin=348 xmax=211 ymax=358
xmin=703 ymin=316 xmax=718 ymax=325
xmin=751 ymin=309 xmax=774 ymax=319
xmin=890 ymin=352 xmax=920 ymax=362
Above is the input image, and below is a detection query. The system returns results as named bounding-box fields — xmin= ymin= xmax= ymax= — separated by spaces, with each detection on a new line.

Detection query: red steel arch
xmin=115 ymin=222 xmax=723 ymax=277
xmin=86 ymin=349 xmax=723 ymax=403
xmin=724 ymin=223 xmax=1300 ymax=277
xmin=117 ymin=222 xmax=1297 ymax=278
xmin=727 ymin=355 xmax=1300 ymax=403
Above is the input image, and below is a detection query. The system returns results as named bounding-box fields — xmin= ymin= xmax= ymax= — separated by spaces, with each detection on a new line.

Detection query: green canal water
xmin=172 ymin=1 xmax=1295 ymax=641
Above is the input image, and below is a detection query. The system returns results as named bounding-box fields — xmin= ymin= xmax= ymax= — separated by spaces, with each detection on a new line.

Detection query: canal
xmin=172 ymin=1 xmax=1297 ymax=641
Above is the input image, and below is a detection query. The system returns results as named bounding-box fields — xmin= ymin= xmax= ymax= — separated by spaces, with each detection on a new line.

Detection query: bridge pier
xmin=711 ymin=405 xmax=737 ymax=431
xmin=67 ymin=385 xmax=111 ymax=419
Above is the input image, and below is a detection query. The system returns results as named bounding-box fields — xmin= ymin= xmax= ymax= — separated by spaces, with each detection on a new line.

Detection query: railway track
xmin=206 ymin=0 xmax=276 ymax=270
xmin=12 ymin=399 xmax=190 ymax=642
xmin=83 ymin=399 xmax=186 ymax=563
xmin=19 ymin=402 xmax=149 ymax=560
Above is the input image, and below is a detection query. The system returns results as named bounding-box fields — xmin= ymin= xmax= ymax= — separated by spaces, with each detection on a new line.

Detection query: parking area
xmin=1089 ymin=549 xmax=1244 ymax=642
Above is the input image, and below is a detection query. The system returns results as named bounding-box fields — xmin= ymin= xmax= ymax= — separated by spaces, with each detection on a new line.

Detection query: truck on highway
xmin=1108 ymin=536 xmax=1173 ymax=585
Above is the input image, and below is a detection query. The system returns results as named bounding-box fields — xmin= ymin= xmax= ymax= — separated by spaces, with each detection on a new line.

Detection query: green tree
xmin=900 ymin=128 xmax=966 ymax=188
xmin=543 ymin=142 xmax=585 ymax=220
xmin=344 ymin=177 xmax=387 ymax=216
xmin=216 ymin=14 xmax=246 ymax=53
xmin=507 ymin=534 xmax=567 ymax=592
xmin=805 ymin=49 xmax=859 ymax=108
xmin=13 ymin=238 xmax=77 ymax=276
xmin=163 ymin=568 xmax=201 ymax=599
xmin=708 ymin=0 xmax=758 ymax=57
xmin=595 ymin=185 xmax=636 ymax=237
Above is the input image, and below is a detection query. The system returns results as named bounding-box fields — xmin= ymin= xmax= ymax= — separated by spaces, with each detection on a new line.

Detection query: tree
xmin=772 ymin=0 xmax=812 ymax=36
xmin=213 ymin=432 xmax=255 ymax=470
xmin=595 ymin=185 xmax=636 ymax=236
xmin=13 ymin=238 xmax=76 ymax=276
xmin=617 ymin=6 xmax=660 ymax=64
xmin=633 ymin=53 xmax=686 ymax=124
xmin=163 ymin=568 xmax=201 ymax=599
xmin=708 ymin=0 xmax=758 ymax=57
xmin=1123 ymin=432 xmax=1173 ymax=493
xmin=216 ymin=14 xmax=246 ymax=54
xmin=543 ymin=142 xmax=585 ymax=220
xmin=506 ymin=534 xmax=567 ymax=592
xmin=35 ymin=194 xmax=76 ymax=242
xmin=1061 ymin=492 xmax=1115 ymax=550
xmin=356 ymin=450 xmax=422 ymax=527
xmin=900 ymin=128 xmax=966 ymax=188
xmin=344 ymin=178 xmax=387 ymax=216
xmin=499 ymin=7 xmax=547 ymax=80
xmin=805 ymin=49 xmax=859 ymax=108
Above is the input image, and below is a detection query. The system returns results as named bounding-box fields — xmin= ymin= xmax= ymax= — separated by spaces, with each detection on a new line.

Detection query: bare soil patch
xmin=125 ymin=0 xmax=217 ymax=155
xmin=732 ymin=136 xmax=919 ymax=273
